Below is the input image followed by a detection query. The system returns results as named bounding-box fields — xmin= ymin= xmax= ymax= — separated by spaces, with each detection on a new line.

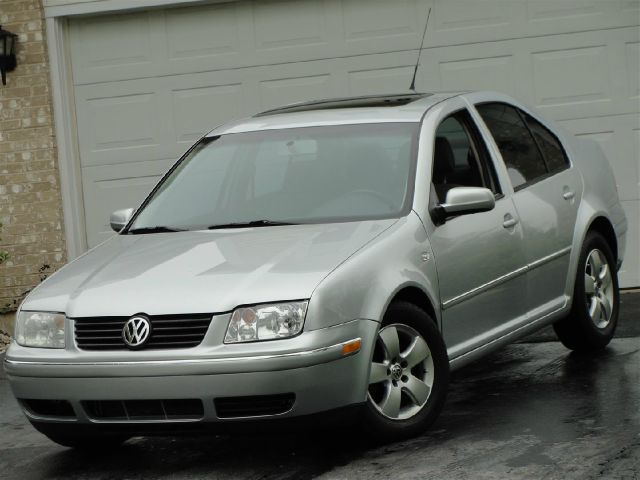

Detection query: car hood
xmin=22 ymin=220 xmax=397 ymax=317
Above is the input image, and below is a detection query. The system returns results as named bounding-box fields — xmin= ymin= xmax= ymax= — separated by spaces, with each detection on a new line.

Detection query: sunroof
xmin=254 ymin=93 xmax=431 ymax=117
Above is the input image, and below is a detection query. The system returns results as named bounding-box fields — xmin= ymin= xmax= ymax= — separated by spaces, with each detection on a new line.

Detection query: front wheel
xmin=362 ymin=301 xmax=449 ymax=442
xmin=553 ymin=231 xmax=619 ymax=352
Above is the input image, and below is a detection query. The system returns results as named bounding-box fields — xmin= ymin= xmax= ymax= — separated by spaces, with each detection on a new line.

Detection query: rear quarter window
xmin=476 ymin=102 xmax=548 ymax=189
xmin=524 ymin=114 xmax=569 ymax=173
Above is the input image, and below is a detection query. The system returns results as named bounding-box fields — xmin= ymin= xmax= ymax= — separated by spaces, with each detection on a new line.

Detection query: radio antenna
xmin=409 ymin=7 xmax=432 ymax=92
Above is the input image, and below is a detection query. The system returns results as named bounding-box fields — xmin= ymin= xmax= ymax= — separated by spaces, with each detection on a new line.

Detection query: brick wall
xmin=0 ymin=0 xmax=66 ymax=314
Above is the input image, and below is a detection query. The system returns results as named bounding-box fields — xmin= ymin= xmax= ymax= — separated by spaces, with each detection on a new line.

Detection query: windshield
xmin=128 ymin=123 xmax=418 ymax=231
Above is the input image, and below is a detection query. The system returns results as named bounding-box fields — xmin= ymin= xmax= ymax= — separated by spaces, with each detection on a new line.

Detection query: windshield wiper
xmin=126 ymin=226 xmax=187 ymax=234
xmin=207 ymin=220 xmax=298 ymax=230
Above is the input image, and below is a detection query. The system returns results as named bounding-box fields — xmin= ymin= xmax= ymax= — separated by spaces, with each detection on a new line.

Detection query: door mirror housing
xmin=110 ymin=208 xmax=134 ymax=232
xmin=432 ymin=187 xmax=495 ymax=224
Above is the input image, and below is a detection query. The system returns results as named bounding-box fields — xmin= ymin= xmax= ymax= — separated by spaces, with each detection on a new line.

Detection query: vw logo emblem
xmin=122 ymin=316 xmax=151 ymax=349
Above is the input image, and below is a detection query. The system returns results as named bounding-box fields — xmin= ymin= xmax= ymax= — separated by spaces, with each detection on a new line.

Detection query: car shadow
xmin=37 ymin=341 xmax=638 ymax=479
xmin=41 ymin=429 xmax=369 ymax=479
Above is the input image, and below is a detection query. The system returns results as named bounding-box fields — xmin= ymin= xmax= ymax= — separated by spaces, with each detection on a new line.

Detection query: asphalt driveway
xmin=0 ymin=292 xmax=638 ymax=480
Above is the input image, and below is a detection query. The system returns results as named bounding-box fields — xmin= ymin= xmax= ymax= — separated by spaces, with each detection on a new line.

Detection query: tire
xmin=362 ymin=301 xmax=449 ymax=442
xmin=553 ymin=231 xmax=619 ymax=352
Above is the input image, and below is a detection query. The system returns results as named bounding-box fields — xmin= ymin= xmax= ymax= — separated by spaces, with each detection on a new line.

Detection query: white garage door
xmin=68 ymin=0 xmax=639 ymax=287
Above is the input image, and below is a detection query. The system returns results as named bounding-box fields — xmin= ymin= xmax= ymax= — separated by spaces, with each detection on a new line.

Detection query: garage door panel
xmin=75 ymin=73 xmax=255 ymax=165
xmin=433 ymin=0 xmax=513 ymax=33
xmin=528 ymin=29 xmax=639 ymax=120
xmin=258 ymin=74 xmax=335 ymax=111
xmin=531 ymin=45 xmax=610 ymax=108
xmin=414 ymin=38 xmax=533 ymax=97
xmin=525 ymin=0 xmax=603 ymax=20
xmin=522 ymin=0 xmax=631 ymax=35
xmin=342 ymin=0 xmax=423 ymax=42
xmin=618 ymin=201 xmax=639 ymax=288
xmin=172 ymin=83 xmax=243 ymax=144
xmin=253 ymin=0 xmax=330 ymax=50
xmin=81 ymin=159 xmax=175 ymax=247
xmin=559 ymin=114 xmax=639 ymax=203
xmin=339 ymin=50 xmax=422 ymax=97
xmin=165 ymin=3 xmax=243 ymax=60
xmin=69 ymin=11 xmax=156 ymax=77
xmin=162 ymin=71 xmax=259 ymax=141
xmin=348 ymin=66 xmax=415 ymax=96
xmin=439 ymin=55 xmax=517 ymax=96
xmin=75 ymin=90 xmax=166 ymax=168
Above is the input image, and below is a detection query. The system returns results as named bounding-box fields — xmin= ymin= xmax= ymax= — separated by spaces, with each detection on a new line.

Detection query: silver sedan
xmin=5 ymin=91 xmax=627 ymax=447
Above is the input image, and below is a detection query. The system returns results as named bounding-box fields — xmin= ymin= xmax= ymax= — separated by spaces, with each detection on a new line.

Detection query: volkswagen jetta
xmin=4 ymin=92 xmax=627 ymax=447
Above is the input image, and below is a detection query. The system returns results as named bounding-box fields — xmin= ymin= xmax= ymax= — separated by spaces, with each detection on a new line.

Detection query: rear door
xmin=474 ymin=102 xmax=581 ymax=317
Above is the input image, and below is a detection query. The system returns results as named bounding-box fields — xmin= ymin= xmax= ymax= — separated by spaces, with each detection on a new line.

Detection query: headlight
xmin=15 ymin=311 xmax=65 ymax=348
xmin=225 ymin=301 xmax=308 ymax=343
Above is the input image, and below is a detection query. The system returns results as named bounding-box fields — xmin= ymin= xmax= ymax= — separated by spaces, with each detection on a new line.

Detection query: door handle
xmin=503 ymin=214 xmax=518 ymax=229
xmin=562 ymin=187 xmax=576 ymax=200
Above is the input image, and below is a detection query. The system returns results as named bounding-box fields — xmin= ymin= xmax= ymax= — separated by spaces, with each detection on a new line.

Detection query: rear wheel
xmin=554 ymin=231 xmax=619 ymax=351
xmin=362 ymin=301 xmax=449 ymax=442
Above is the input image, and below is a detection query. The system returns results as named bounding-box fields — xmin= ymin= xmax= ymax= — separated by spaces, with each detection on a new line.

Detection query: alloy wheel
xmin=584 ymin=248 xmax=614 ymax=329
xmin=368 ymin=323 xmax=434 ymax=420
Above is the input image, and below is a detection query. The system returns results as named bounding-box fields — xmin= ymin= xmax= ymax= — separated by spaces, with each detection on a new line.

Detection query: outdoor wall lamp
xmin=0 ymin=26 xmax=18 ymax=86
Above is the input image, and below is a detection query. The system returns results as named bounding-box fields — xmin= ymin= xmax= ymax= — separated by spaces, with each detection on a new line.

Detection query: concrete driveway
xmin=0 ymin=293 xmax=638 ymax=480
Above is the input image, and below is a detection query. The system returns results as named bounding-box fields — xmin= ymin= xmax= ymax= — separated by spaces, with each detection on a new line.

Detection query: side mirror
xmin=432 ymin=187 xmax=495 ymax=224
xmin=110 ymin=208 xmax=134 ymax=232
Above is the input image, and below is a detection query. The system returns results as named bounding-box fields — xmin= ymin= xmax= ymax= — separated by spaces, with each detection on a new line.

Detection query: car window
xmin=129 ymin=123 xmax=418 ymax=230
xmin=252 ymin=141 xmax=292 ymax=198
xmin=524 ymin=114 xmax=569 ymax=173
xmin=143 ymin=143 xmax=236 ymax=226
xmin=476 ymin=103 xmax=548 ymax=189
xmin=432 ymin=110 xmax=500 ymax=203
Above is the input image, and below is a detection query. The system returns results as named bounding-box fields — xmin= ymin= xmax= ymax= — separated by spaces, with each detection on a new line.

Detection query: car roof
xmin=206 ymin=91 xmax=467 ymax=136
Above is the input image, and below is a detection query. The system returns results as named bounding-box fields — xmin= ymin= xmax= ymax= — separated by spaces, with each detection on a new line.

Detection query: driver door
xmin=425 ymin=107 xmax=529 ymax=359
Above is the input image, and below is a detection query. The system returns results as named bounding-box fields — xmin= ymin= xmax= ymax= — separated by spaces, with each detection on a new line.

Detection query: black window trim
xmin=430 ymin=107 xmax=504 ymax=200
xmin=459 ymin=109 xmax=503 ymax=197
xmin=475 ymin=101 xmax=572 ymax=193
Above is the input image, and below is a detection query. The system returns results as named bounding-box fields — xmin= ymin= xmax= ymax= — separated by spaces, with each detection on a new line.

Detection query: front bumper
xmin=4 ymin=319 xmax=378 ymax=429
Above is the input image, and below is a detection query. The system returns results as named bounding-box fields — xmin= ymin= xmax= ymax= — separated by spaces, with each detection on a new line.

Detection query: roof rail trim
xmin=253 ymin=93 xmax=432 ymax=117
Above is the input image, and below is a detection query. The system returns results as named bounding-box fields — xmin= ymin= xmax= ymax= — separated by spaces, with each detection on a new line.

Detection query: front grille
xmin=74 ymin=314 xmax=213 ymax=350
xmin=83 ymin=399 xmax=204 ymax=421
xmin=20 ymin=399 xmax=76 ymax=418
xmin=215 ymin=393 xmax=296 ymax=418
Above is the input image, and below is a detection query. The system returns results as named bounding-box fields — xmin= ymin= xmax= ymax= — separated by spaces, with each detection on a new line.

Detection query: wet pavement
xmin=0 ymin=293 xmax=638 ymax=479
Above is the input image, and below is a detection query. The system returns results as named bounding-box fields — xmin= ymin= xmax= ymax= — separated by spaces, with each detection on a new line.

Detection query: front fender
xmin=305 ymin=212 xmax=440 ymax=331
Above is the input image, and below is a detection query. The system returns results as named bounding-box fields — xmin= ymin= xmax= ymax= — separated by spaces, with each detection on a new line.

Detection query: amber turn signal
xmin=341 ymin=338 xmax=361 ymax=356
